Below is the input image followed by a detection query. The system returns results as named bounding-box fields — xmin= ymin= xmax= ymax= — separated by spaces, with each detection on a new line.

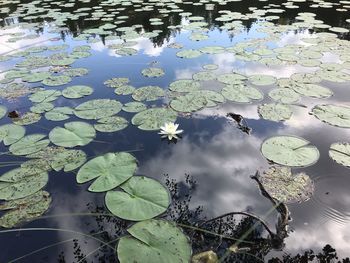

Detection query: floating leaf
xmin=258 ymin=103 xmax=293 ymax=122
xmin=117 ymin=219 xmax=191 ymax=263
xmin=122 ymin=102 xmax=147 ymax=113
xmin=221 ymin=84 xmax=263 ymax=103
xmin=259 ymin=166 xmax=314 ymax=203
xmin=311 ymin=104 xmax=350 ymax=128
xmin=30 ymin=102 xmax=54 ymax=114
xmin=292 ymin=84 xmax=333 ymax=98
xmin=13 ymin=112 xmax=41 ymax=126
xmin=261 ymin=136 xmax=319 ymax=167
xmin=132 ymin=108 xmax=177 ymax=131
xmin=248 ymin=74 xmax=277 ymax=86
xmin=192 ymin=90 xmax=224 ymax=107
xmin=29 ymin=90 xmax=61 ymax=103
xmin=170 ymin=93 xmax=207 ymax=113
xmin=192 ymin=71 xmax=216 ymax=81
xmin=176 ymin=49 xmax=201 ymax=59
xmin=9 ymin=134 xmax=49 ymax=155
xmin=74 ymin=99 xmax=122 ymax=120
xmin=0 ymin=190 xmax=51 ymax=228
xmin=329 ymin=142 xmax=350 ymax=168
xmin=45 ymin=107 xmax=74 ymax=121
xmin=105 ymin=176 xmax=170 ymax=220
xmin=42 ymin=75 xmax=72 ymax=86
xmin=0 ymin=106 xmax=7 ymax=119
xmin=22 ymin=72 xmax=51 ymax=83
xmin=114 ymin=85 xmax=136 ymax=95
xmin=0 ymin=167 xmax=48 ymax=200
xmin=132 ymin=86 xmax=165 ymax=102
xmin=62 ymin=85 xmax=93 ymax=99
xmin=94 ymin=116 xmax=128 ymax=132
xmin=76 ymin=152 xmax=137 ymax=192
xmin=141 ymin=68 xmax=165 ymax=78
xmin=104 ymin=78 xmax=129 ymax=88
xmin=49 ymin=122 xmax=96 ymax=148
xmin=169 ymin=79 xmax=201 ymax=93
xmin=217 ymin=73 xmax=246 ymax=85
xmin=268 ymin=88 xmax=300 ymax=104
xmin=0 ymin=124 xmax=26 ymax=146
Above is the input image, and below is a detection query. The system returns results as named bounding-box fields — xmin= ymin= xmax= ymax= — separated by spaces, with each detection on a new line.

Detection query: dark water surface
xmin=0 ymin=0 xmax=350 ymax=262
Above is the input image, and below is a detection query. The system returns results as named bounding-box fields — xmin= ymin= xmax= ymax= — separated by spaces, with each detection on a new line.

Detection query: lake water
xmin=0 ymin=0 xmax=350 ymax=262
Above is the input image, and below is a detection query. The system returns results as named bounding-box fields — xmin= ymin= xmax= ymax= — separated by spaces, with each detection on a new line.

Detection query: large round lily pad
xmin=122 ymin=102 xmax=147 ymax=113
xmin=268 ymin=88 xmax=300 ymax=104
xmin=29 ymin=90 xmax=61 ymax=103
xmin=261 ymin=136 xmax=319 ymax=167
xmin=221 ymin=84 xmax=263 ymax=103
xmin=292 ymin=84 xmax=333 ymax=98
xmin=176 ymin=49 xmax=201 ymax=58
xmin=249 ymin=74 xmax=277 ymax=86
xmin=105 ymin=176 xmax=170 ymax=221
xmin=329 ymin=142 xmax=350 ymax=168
xmin=76 ymin=152 xmax=137 ymax=192
xmin=117 ymin=219 xmax=191 ymax=263
xmin=311 ymin=104 xmax=350 ymax=128
xmin=9 ymin=134 xmax=50 ymax=156
xmin=0 ymin=124 xmax=26 ymax=146
xmin=169 ymin=79 xmax=201 ymax=92
xmin=258 ymin=103 xmax=293 ymax=122
xmin=74 ymin=99 xmax=122 ymax=120
xmin=141 ymin=68 xmax=165 ymax=78
xmin=62 ymin=85 xmax=93 ymax=99
xmin=132 ymin=86 xmax=165 ymax=102
xmin=259 ymin=166 xmax=314 ymax=204
xmin=170 ymin=93 xmax=207 ymax=113
xmin=45 ymin=107 xmax=74 ymax=121
xmin=49 ymin=122 xmax=96 ymax=148
xmin=132 ymin=108 xmax=177 ymax=131
xmin=94 ymin=116 xmax=128 ymax=132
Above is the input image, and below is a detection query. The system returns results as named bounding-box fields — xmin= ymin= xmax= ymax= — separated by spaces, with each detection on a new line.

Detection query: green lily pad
xmin=249 ymin=74 xmax=277 ymax=86
xmin=42 ymin=75 xmax=72 ymax=86
xmin=63 ymin=67 xmax=89 ymax=77
xmin=114 ymin=85 xmax=136 ymax=95
xmin=217 ymin=73 xmax=247 ymax=85
xmin=94 ymin=116 xmax=128 ymax=132
xmin=22 ymin=72 xmax=51 ymax=83
xmin=105 ymin=176 xmax=170 ymax=221
xmin=132 ymin=86 xmax=165 ymax=102
xmin=268 ymin=89 xmax=300 ymax=104
xmin=132 ymin=108 xmax=177 ymax=131
xmin=45 ymin=107 xmax=74 ymax=121
xmin=117 ymin=219 xmax=191 ymax=263
xmin=74 ymin=99 xmax=122 ymax=120
xmin=0 ymin=106 xmax=7 ymax=119
xmin=30 ymin=102 xmax=54 ymax=114
xmin=13 ymin=112 xmax=41 ymax=126
xmin=176 ymin=49 xmax=201 ymax=59
xmin=141 ymin=68 xmax=165 ymax=78
xmin=258 ymin=103 xmax=293 ymax=122
xmin=0 ymin=124 xmax=26 ymax=146
xmin=9 ymin=134 xmax=49 ymax=156
xmin=169 ymin=79 xmax=201 ymax=92
xmin=122 ymin=102 xmax=147 ymax=113
xmin=49 ymin=121 xmax=96 ymax=148
xmin=0 ymin=190 xmax=51 ymax=228
xmin=29 ymin=90 xmax=61 ymax=103
xmin=261 ymin=135 xmax=319 ymax=167
xmin=192 ymin=90 xmax=225 ymax=107
xmin=62 ymin=85 xmax=93 ymax=99
xmin=221 ymin=84 xmax=263 ymax=103
xmin=76 ymin=152 xmax=137 ymax=192
xmin=259 ymin=166 xmax=314 ymax=204
xmin=170 ymin=93 xmax=207 ymax=113
xmin=329 ymin=142 xmax=350 ymax=168
xmin=311 ymin=104 xmax=350 ymax=128
xmin=192 ymin=71 xmax=217 ymax=81
xmin=199 ymin=46 xmax=225 ymax=54
xmin=27 ymin=147 xmax=87 ymax=172
xmin=0 ymin=168 xmax=48 ymax=200
xmin=115 ymin=48 xmax=138 ymax=56
xmin=104 ymin=78 xmax=130 ymax=88
xmin=292 ymin=84 xmax=333 ymax=98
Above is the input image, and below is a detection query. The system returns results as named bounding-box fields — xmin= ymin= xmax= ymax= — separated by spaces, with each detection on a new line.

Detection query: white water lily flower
xmin=158 ymin=122 xmax=183 ymax=140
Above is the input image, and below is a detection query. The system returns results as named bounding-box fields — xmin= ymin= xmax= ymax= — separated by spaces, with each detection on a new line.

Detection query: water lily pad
xmin=141 ymin=68 xmax=165 ymax=78
xmin=132 ymin=86 xmax=165 ymax=101
xmin=0 ymin=124 xmax=26 ymax=146
xmin=28 ymin=147 xmax=87 ymax=172
xmin=249 ymin=74 xmax=277 ymax=86
xmin=192 ymin=71 xmax=217 ymax=81
xmin=29 ymin=90 xmax=61 ymax=103
xmin=268 ymin=88 xmax=300 ymax=104
xmin=261 ymin=135 xmax=319 ymax=167
xmin=30 ymin=102 xmax=54 ymax=114
xmin=329 ymin=142 xmax=350 ymax=168
xmin=94 ymin=116 xmax=128 ymax=132
xmin=199 ymin=46 xmax=225 ymax=54
xmin=74 ymin=99 xmax=122 ymax=120
xmin=132 ymin=108 xmax=177 ymax=131
xmin=64 ymin=67 xmax=89 ymax=77
xmin=115 ymin=48 xmax=138 ymax=56
xmin=122 ymin=102 xmax=147 ymax=113
xmin=217 ymin=73 xmax=247 ymax=84
xmin=45 ymin=107 xmax=74 ymax=121
xmin=9 ymin=134 xmax=49 ymax=155
xmin=169 ymin=79 xmax=201 ymax=92
xmin=13 ymin=112 xmax=41 ymax=126
xmin=259 ymin=166 xmax=314 ymax=203
xmin=76 ymin=152 xmax=137 ymax=192
xmin=62 ymin=85 xmax=93 ymax=99
xmin=42 ymin=75 xmax=72 ymax=86
xmin=0 ymin=168 xmax=48 ymax=201
xmin=292 ymin=84 xmax=333 ymax=98
xmin=192 ymin=90 xmax=225 ymax=107
xmin=105 ymin=176 xmax=170 ymax=221
xmin=176 ymin=49 xmax=201 ymax=59
xmin=114 ymin=85 xmax=136 ymax=95
xmin=22 ymin=72 xmax=51 ymax=83
xmin=170 ymin=93 xmax=208 ymax=113
xmin=221 ymin=84 xmax=263 ymax=103
xmin=0 ymin=190 xmax=51 ymax=228
xmin=311 ymin=104 xmax=350 ymax=128
xmin=258 ymin=103 xmax=293 ymax=121
xmin=104 ymin=78 xmax=129 ymax=88
xmin=117 ymin=219 xmax=191 ymax=263
xmin=49 ymin=121 xmax=96 ymax=148
xmin=0 ymin=106 xmax=7 ymax=119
